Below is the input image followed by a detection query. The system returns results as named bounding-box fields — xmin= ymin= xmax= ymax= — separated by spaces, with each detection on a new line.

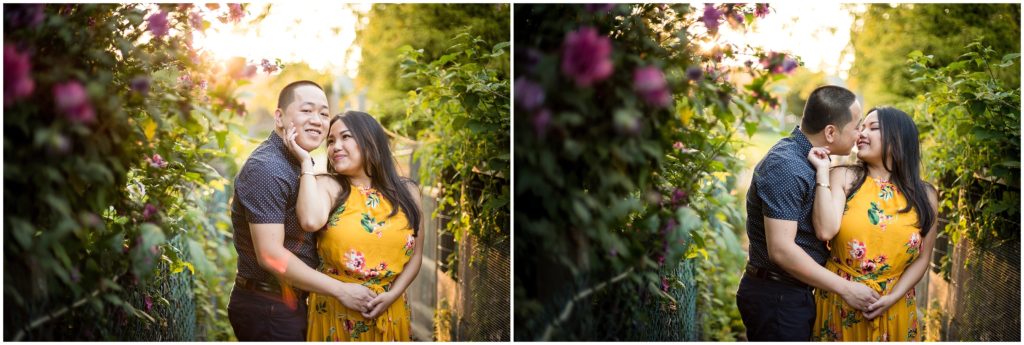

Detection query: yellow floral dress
xmin=307 ymin=185 xmax=416 ymax=341
xmin=814 ymin=176 xmax=923 ymax=341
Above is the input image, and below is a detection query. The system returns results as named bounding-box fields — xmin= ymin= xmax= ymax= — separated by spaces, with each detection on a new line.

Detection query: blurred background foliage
xmin=848 ymin=3 xmax=1020 ymax=108
xmin=356 ymin=4 xmax=509 ymax=133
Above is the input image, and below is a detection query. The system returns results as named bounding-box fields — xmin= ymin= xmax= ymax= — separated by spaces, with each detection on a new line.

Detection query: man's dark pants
xmin=228 ymin=287 xmax=308 ymax=341
xmin=736 ymin=274 xmax=816 ymax=341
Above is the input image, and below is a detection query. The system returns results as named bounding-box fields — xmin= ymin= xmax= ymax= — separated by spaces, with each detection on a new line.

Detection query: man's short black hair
xmin=277 ymin=80 xmax=324 ymax=110
xmin=801 ymin=85 xmax=857 ymax=134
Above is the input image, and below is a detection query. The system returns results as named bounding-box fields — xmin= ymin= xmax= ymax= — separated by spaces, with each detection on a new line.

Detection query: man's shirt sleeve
xmin=235 ymin=161 xmax=291 ymax=224
xmin=754 ymin=161 xmax=808 ymax=221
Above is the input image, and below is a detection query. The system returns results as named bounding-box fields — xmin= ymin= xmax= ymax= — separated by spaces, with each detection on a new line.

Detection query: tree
xmin=355 ymin=4 xmax=509 ymax=131
xmin=848 ymin=4 xmax=1020 ymax=108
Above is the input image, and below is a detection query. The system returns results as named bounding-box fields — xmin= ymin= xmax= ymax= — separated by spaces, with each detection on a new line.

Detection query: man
xmin=737 ymin=85 xmax=879 ymax=341
xmin=227 ymin=80 xmax=376 ymax=340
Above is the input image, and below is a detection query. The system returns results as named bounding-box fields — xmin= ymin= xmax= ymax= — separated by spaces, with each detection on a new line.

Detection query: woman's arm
xmin=296 ymin=173 xmax=339 ymax=232
xmin=283 ymin=125 xmax=339 ymax=232
xmin=863 ymin=187 xmax=939 ymax=320
xmin=808 ymin=148 xmax=850 ymax=241
xmin=362 ymin=182 xmax=425 ymax=319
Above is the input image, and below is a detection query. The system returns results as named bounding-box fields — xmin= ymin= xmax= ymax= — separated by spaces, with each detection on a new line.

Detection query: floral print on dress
xmin=327 ymin=204 xmax=346 ymax=228
xmin=814 ymin=176 xmax=922 ymax=341
xmin=867 ymin=201 xmax=896 ymax=231
xmin=875 ymin=178 xmax=896 ymax=201
xmin=308 ymin=178 xmax=415 ymax=341
xmin=403 ymin=235 xmax=415 ymax=256
xmin=360 ymin=213 xmax=386 ymax=238
xmin=855 ymin=254 xmax=892 ymax=281
xmin=344 ymin=249 xmax=366 ymax=272
xmin=905 ymin=232 xmax=921 ymax=256
xmin=365 ymin=191 xmax=381 ymax=209
xmin=848 ymin=239 xmax=866 ymax=260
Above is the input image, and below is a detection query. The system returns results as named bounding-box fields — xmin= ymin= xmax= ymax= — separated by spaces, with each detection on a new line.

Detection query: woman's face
xmin=855 ymin=111 xmax=883 ymax=163
xmin=327 ymin=120 xmax=364 ymax=177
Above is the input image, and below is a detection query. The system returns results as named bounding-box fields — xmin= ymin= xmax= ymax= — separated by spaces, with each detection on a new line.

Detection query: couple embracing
xmin=739 ymin=85 xmax=937 ymax=341
xmin=226 ymin=81 xmax=423 ymax=341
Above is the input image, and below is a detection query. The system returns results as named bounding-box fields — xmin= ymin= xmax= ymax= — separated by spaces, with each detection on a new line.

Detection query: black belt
xmin=235 ymin=276 xmax=307 ymax=298
xmin=745 ymin=265 xmax=812 ymax=290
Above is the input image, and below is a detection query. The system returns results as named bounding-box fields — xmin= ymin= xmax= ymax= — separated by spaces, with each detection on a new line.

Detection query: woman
xmin=284 ymin=111 xmax=424 ymax=341
xmin=806 ymin=107 xmax=937 ymax=341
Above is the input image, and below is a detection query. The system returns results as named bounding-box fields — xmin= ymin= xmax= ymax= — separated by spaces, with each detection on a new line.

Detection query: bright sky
xmin=191 ymin=3 xmax=371 ymax=77
xmin=708 ymin=2 xmax=861 ymax=79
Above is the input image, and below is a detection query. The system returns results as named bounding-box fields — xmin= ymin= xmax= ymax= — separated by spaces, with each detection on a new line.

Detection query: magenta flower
xmin=142 ymin=203 xmax=158 ymax=220
xmin=53 ymin=81 xmax=95 ymax=124
xmin=147 ymin=10 xmax=169 ymax=38
xmin=671 ymin=188 xmax=688 ymax=205
xmin=147 ymin=154 xmax=168 ymax=169
xmin=189 ymin=11 xmax=204 ymax=32
xmin=178 ymin=74 xmax=193 ymax=89
xmin=781 ymin=58 xmax=798 ymax=74
xmin=633 ymin=66 xmax=671 ymax=108
xmin=130 ymin=75 xmax=150 ymax=95
xmin=533 ymin=108 xmax=551 ymax=139
xmin=685 ymin=65 xmax=703 ymax=81
xmin=4 ymin=44 xmax=35 ymax=107
xmin=514 ymin=77 xmax=545 ymax=111
xmin=228 ymin=3 xmax=245 ymax=23
xmin=144 ymin=295 xmax=153 ymax=311
xmin=561 ymin=27 xmax=614 ymax=87
xmin=755 ymin=4 xmax=771 ymax=18
xmin=260 ymin=59 xmax=279 ymax=74
xmin=672 ymin=141 xmax=684 ymax=151
xmin=702 ymin=4 xmax=723 ymax=34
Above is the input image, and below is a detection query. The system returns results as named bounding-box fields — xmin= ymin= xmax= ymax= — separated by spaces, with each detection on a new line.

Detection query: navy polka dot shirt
xmin=230 ymin=132 xmax=319 ymax=284
xmin=745 ymin=127 xmax=829 ymax=275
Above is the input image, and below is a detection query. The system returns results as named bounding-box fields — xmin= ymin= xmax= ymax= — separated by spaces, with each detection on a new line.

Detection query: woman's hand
xmin=333 ymin=282 xmax=378 ymax=313
xmin=284 ymin=125 xmax=312 ymax=165
xmin=862 ymin=293 xmax=898 ymax=320
xmin=362 ymin=290 xmax=400 ymax=319
xmin=807 ymin=146 xmax=832 ymax=171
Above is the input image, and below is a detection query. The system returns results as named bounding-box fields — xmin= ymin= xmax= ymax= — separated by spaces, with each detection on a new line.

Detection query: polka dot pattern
xmin=745 ymin=127 xmax=829 ymax=274
xmin=231 ymin=132 xmax=320 ymax=283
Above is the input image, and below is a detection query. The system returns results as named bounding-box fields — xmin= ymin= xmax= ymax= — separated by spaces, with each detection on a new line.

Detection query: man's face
xmin=276 ymin=85 xmax=329 ymax=151
xmin=830 ymin=100 xmax=862 ymax=156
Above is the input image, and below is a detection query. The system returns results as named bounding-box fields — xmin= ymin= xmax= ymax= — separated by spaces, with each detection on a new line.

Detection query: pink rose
xmin=147 ymin=154 xmax=168 ymax=169
xmin=561 ymin=27 xmax=614 ymax=87
xmin=147 ymin=10 xmax=169 ymax=38
xmin=702 ymin=4 xmax=723 ymax=34
xmin=4 ymin=44 xmax=35 ymax=106
xmin=633 ymin=66 xmax=671 ymax=108
xmin=53 ymin=81 xmax=95 ymax=124
xmin=228 ymin=4 xmax=245 ymax=23
xmin=861 ymin=260 xmax=876 ymax=273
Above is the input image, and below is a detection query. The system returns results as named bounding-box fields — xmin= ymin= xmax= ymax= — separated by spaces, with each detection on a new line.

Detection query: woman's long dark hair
xmin=845 ymin=107 xmax=935 ymax=235
xmin=326 ymin=111 xmax=421 ymax=236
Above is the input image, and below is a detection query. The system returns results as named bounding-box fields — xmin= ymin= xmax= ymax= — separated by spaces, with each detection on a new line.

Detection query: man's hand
xmin=839 ymin=281 xmax=880 ymax=312
xmin=362 ymin=290 xmax=400 ymax=319
xmin=333 ymin=282 xmax=377 ymax=313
